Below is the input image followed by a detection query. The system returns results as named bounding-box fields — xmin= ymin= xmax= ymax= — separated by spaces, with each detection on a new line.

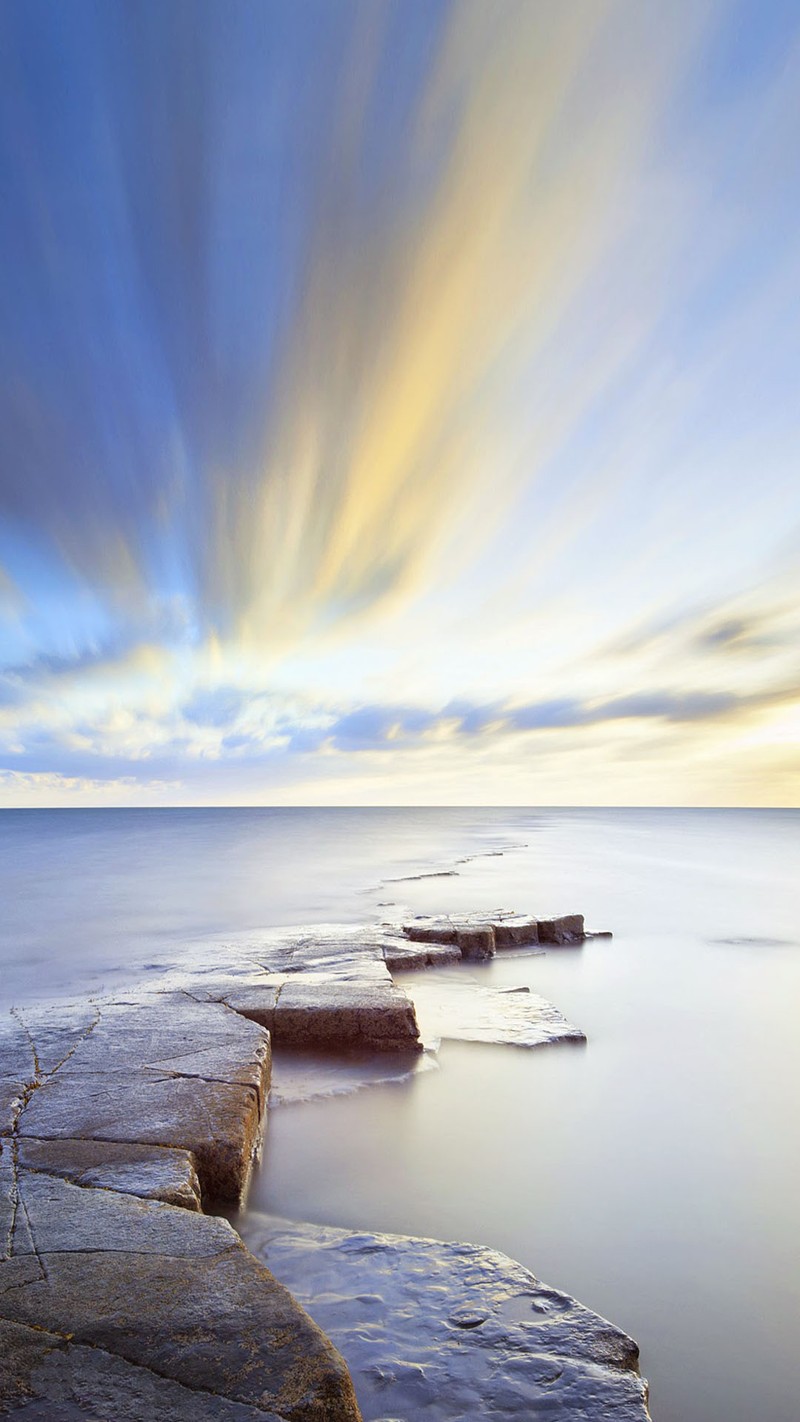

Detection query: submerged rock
xmin=402 ymin=978 xmax=586 ymax=1048
xmin=240 ymin=1215 xmax=652 ymax=1422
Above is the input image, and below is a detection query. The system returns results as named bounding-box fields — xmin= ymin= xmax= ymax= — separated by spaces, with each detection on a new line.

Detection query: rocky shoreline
xmin=1 ymin=910 xmax=652 ymax=1420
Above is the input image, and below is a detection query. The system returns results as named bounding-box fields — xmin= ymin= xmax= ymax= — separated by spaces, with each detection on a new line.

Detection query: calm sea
xmin=2 ymin=806 xmax=799 ymax=1422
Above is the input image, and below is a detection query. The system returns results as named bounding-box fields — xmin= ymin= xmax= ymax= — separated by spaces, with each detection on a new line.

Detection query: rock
xmin=381 ymin=942 xmax=461 ymax=972
xmin=537 ymin=914 xmax=585 ymax=945
xmin=493 ymin=916 xmax=539 ymax=947
xmin=403 ymin=980 xmax=586 ymax=1048
xmin=453 ymin=926 xmax=495 ymax=960
xmin=239 ymin=1215 xmax=651 ymax=1422
xmin=224 ymin=966 xmax=421 ymax=1054
xmin=402 ymin=915 xmax=546 ymax=957
xmin=0 ymin=905 xmax=611 ymax=1422
xmin=5 ymin=998 xmax=271 ymax=1205
xmin=402 ymin=920 xmax=458 ymax=945
xmin=0 ymin=1177 xmax=361 ymax=1422
xmin=15 ymin=1138 xmax=202 ymax=1211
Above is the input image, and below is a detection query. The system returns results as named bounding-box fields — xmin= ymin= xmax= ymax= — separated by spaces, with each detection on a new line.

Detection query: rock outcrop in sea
xmin=0 ymin=908 xmax=650 ymax=1421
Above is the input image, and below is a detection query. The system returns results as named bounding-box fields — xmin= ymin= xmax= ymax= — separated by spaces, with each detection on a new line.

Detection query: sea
xmin=1 ymin=805 xmax=798 ymax=1422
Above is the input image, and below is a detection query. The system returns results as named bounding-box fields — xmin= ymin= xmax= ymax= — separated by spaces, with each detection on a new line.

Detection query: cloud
xmin=182 ymin=686 xmax=246 ymax=728
xmin=2 ymin=3 xmax=800 ymax=807
xmin=0 ymin=0 xmax=719 ymax=645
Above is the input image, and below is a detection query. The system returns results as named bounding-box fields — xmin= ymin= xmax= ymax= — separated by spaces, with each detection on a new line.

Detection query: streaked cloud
xmin=1 ymin=0 xmax=799 ymax=805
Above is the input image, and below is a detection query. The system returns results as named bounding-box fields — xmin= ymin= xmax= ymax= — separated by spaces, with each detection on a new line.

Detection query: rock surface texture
xmin=0 ymin=994 xmax=361 ymax=1421
xmin=241 ymin=1215 xmax=653 ymax=1422
xmin=402 ymin=911 xmax=586 ymax=956
xmin=1 ymin=905 xmax=636 ymax=1421
xmin=0 ymin=1179 xmax=361 ymax=1421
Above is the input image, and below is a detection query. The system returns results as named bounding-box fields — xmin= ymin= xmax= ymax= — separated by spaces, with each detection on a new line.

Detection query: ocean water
xmin=0 ymin=806 xmax=519 ymax=1005
xmin=2 ymin=806 xmax=799 ymax=1421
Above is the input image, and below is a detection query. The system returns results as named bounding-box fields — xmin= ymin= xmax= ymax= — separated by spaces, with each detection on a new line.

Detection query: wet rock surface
xmin=0 ymin=1178 xmax=361 ymax=1422
xmin=240 ymin=1215 xmax=652 ymax=1421
xmin=400 ymin=976 xmax=586 ymax=1048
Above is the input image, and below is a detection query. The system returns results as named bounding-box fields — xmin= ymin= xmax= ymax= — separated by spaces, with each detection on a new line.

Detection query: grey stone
xmin=19 ymin=1071 xmax=263 ymax=1205
xmin=0 ymin=1181 xmax=361 ymax=1422
xmin=10 ymin=998 xmax=270 ymax=1204
xmin=240 ymin=1215 xmax=651 ymax=1422
xmin=15 ymin=1138 xmax=202 ymax=1210
xmin=381 ymin=942 xmax=462 ymax=971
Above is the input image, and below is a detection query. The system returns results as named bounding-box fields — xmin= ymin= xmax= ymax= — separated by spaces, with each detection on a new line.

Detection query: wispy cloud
xmin=1 ymin=1 xmax=799 ymax=804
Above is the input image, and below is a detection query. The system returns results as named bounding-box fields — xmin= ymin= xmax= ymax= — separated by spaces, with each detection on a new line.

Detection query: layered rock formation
xmin=1 ymin=906 xmax=644 ymax=1422
xmin=0 ymin=993 xmax=361 ymax=1420
xmin=401 ymin=911 xmax=588 ymax=956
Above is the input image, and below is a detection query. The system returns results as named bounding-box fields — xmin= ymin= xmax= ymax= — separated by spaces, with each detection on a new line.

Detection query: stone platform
xmin=1 ymin=906 xmax=643 ymax=1422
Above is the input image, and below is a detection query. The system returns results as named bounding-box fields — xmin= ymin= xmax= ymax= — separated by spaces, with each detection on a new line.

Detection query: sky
xmin=1 ymin=0 xmax=799 ymax=808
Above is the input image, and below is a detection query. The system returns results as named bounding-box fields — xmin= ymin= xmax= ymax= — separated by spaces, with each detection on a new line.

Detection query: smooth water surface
xmin=0 ymin=805 xmax=517 ymax=1004
xmin=2 ymin=805 xmax=799 ymax=1421
xmin=249 ymin=808 xmax=800 ymax=1422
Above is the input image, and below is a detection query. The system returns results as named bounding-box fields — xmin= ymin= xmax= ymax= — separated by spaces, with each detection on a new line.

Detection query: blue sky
xmin=1 ymin=0 xmax=799 ymax=805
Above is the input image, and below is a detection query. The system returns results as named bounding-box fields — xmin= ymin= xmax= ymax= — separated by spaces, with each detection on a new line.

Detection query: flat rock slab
xmin=200 ymin=961 xmax=422 ymax=1054
xmin=15 ymin=1138 xmax=202 ymax=1211
xmin=399 ymin=977 xmax=586 ymax=1048
xmin=2 ymin=997 xmax=271 ymax=1204
xmin=0 ymin=1179 xmax=361 ymax=1422
xmin=240 ymin=1215 xmax=651 ymax=1422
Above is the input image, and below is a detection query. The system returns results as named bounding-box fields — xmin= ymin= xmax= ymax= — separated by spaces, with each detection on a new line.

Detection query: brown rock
xmin=455 ymin=925 xmax=496 ymax=960
xmin=493 ymin=917 xmax=540 ymax=947
xmin=226 ymin=967 xmax=421 ymax=1053
xmin=0 ymin=1176 xmax=362 ymax=1421
xmin=537 ymin=914 xmax=585 ymax=944
xmin=402 ymin=920 xmax=458 ymax=945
